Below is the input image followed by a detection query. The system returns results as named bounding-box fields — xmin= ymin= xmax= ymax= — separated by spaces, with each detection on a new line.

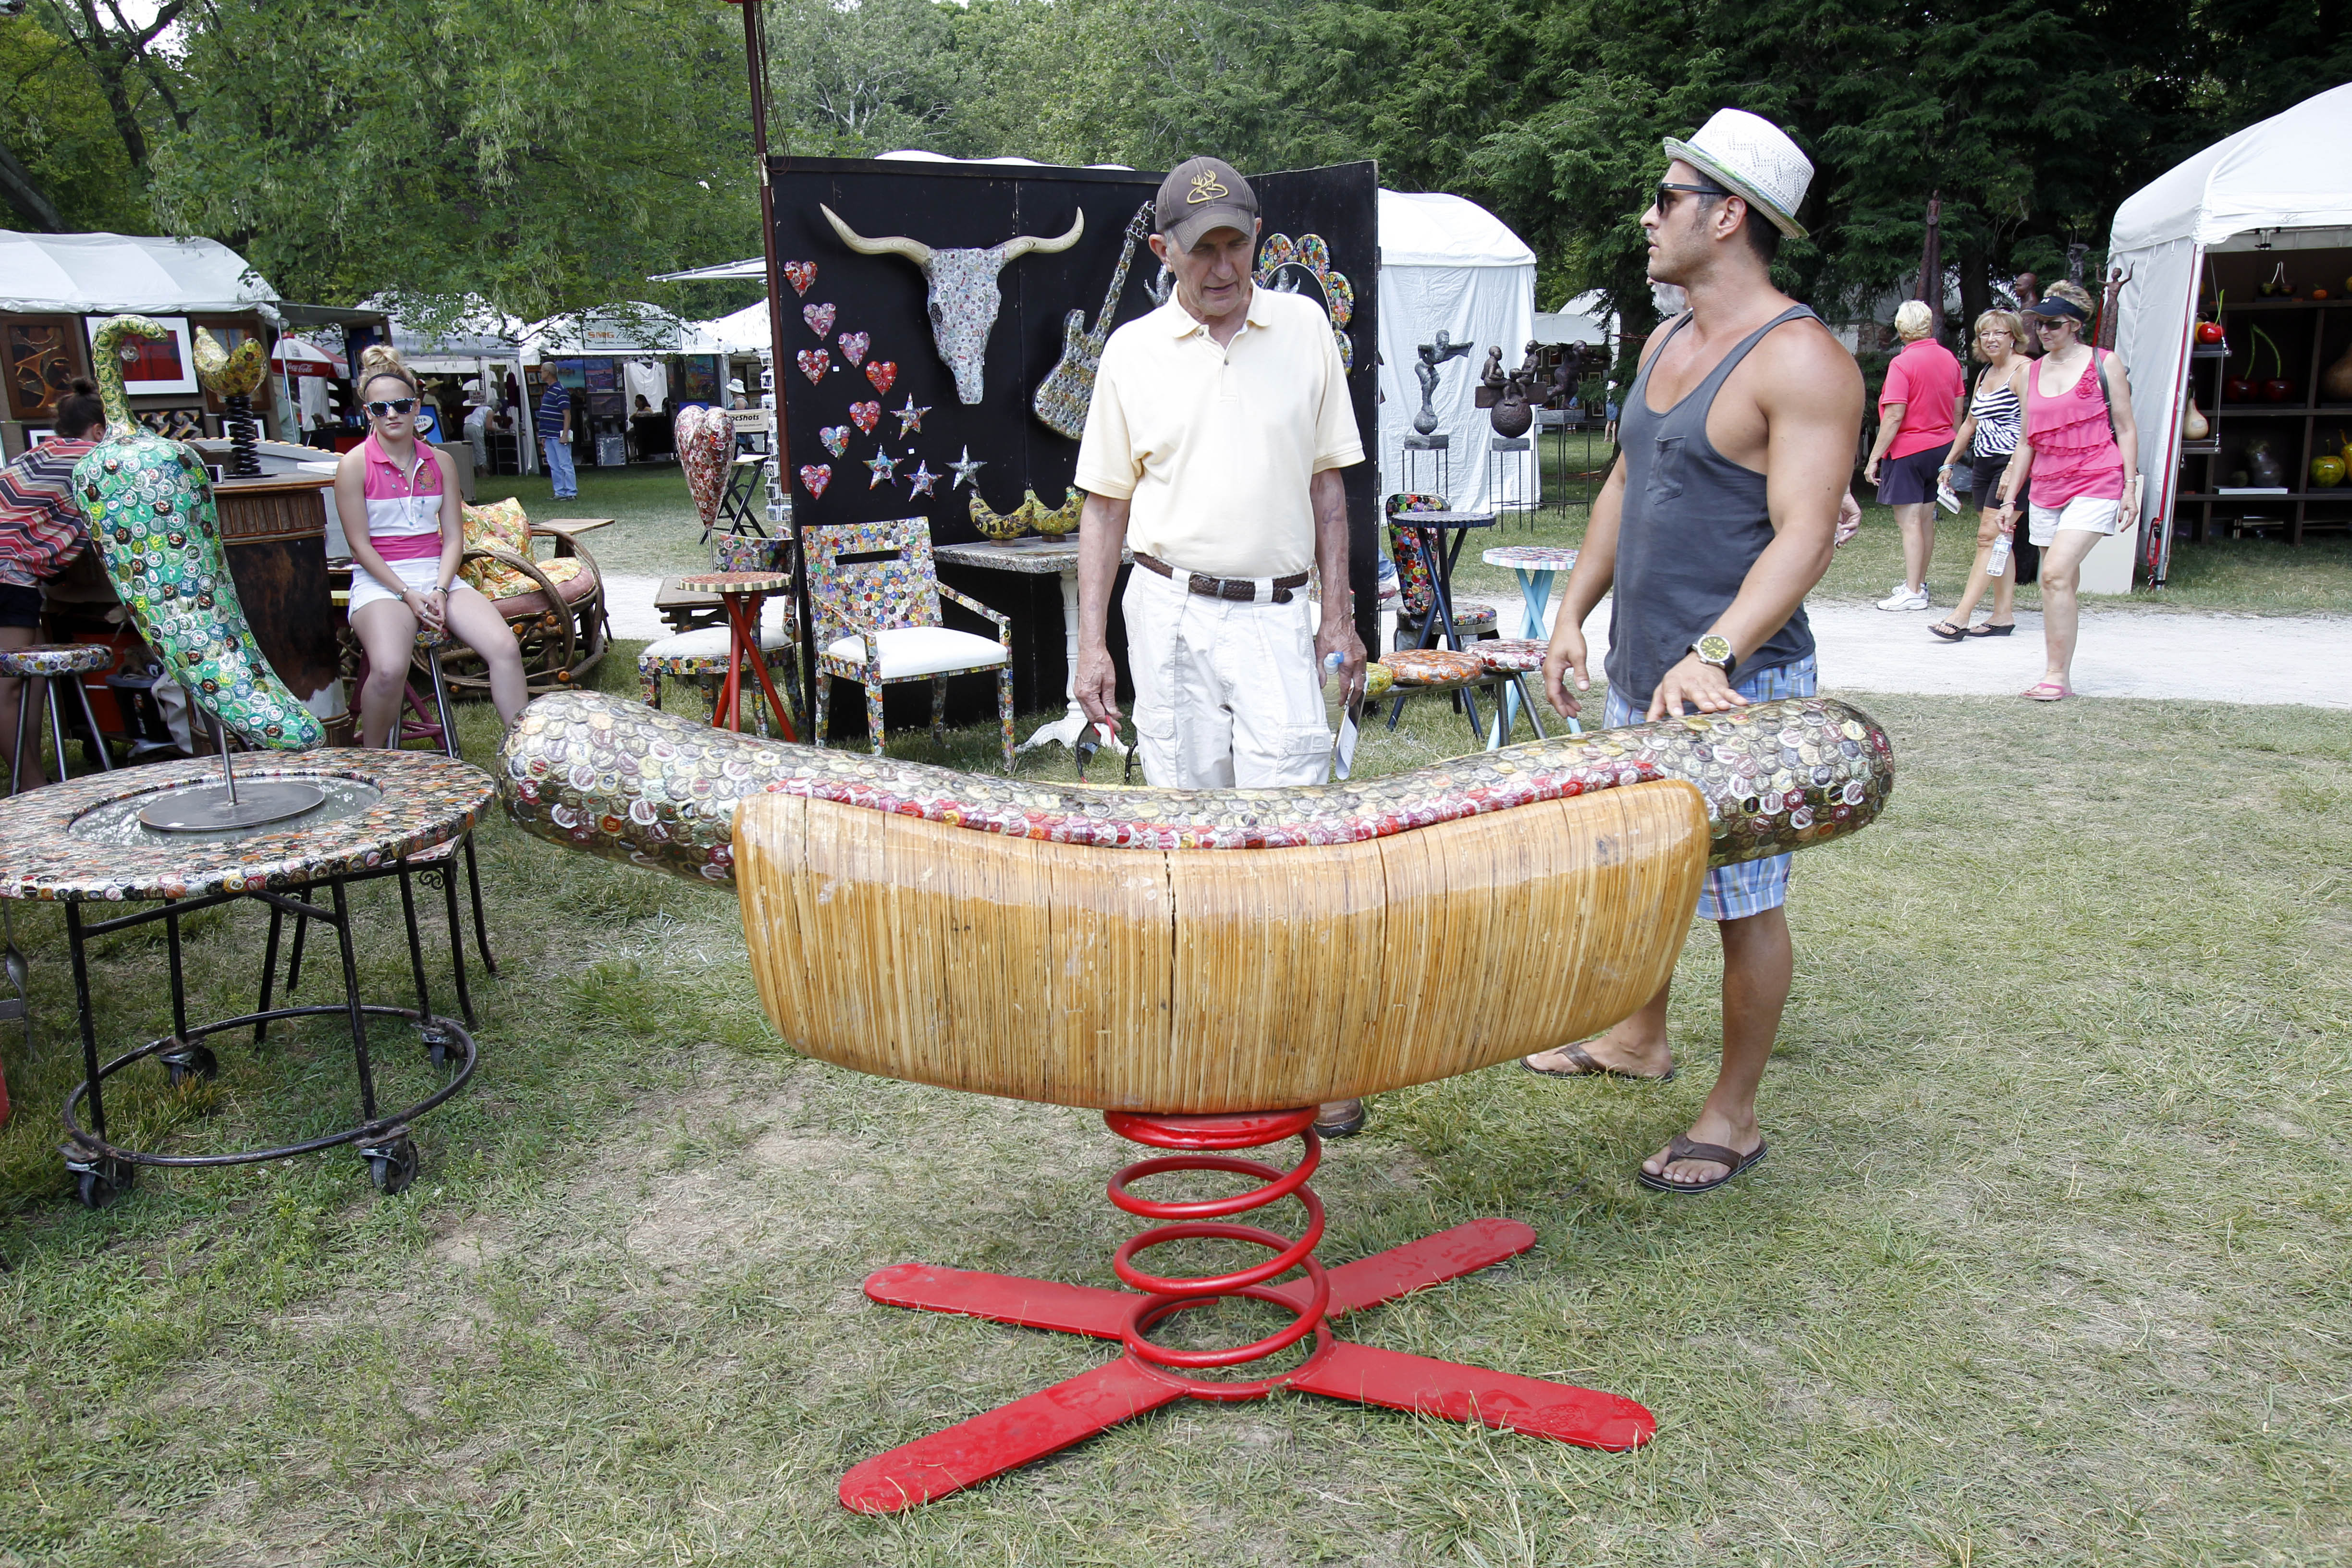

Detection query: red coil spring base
xmin=840 ymin=1108 xmax=1655 ymax=1513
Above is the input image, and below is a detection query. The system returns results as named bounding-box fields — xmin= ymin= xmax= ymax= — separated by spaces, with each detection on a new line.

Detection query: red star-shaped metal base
xmin=840 ymin=1214 xmax=1656 ymax=1512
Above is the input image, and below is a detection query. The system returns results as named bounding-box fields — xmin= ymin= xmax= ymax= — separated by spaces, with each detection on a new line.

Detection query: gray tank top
xmin=1608 ymin=305 xmax=1819 ymax=706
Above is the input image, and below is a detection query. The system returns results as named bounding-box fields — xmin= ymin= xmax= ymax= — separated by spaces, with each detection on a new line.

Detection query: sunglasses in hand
xmin=1072 ymin=720 xmax=1138 ymax=785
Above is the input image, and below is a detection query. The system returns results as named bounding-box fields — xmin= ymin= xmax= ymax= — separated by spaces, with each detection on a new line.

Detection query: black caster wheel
xmin=65 ymin=1152 xmax=134 ymax=1209
xmin=161 ymin=1041 xmax=219 ymax=1087
xmin=361 ymin=1135 xmax=419 ymax=1195
xmin=421 ymin=1027 xmax=461 ymax=1072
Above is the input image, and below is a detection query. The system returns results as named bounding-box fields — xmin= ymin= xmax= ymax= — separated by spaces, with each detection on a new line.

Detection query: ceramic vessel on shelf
xmin=2321 ymin=339 xmax=2352 ymax=403
xmin=2244 ymin=439 xmax=2287 ymax=489
xmin=2312 ymin=455 xmax=2346 ymax=490
xmin=2181 ymin=396 xmax=2210 ymax=441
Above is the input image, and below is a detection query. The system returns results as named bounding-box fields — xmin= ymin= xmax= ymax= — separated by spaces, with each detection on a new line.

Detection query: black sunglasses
xmin=1656 ymin=180 xmax=1728 ymax=212
xmin=365 ymin=398 xmax=418 ymax=417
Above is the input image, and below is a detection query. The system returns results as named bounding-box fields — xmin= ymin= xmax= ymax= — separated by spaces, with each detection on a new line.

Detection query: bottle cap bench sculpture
xmin=498 ymin=687 xmax=1893 ymax=1510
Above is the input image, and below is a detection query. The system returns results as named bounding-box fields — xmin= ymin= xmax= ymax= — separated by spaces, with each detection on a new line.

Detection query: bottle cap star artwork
xmin=865 ymin=450 xmax=899 ymax=488
xmin=907 ymin=461 xmax=938 ymax=498
xmin=948 ymin=446 xmax=985 ymax=490
xmin=893 ymin=396 xmax=930 ymax=437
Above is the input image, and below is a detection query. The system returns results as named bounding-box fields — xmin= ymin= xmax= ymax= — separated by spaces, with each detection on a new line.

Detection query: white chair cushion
xmin=825 ymin=626 xmax=1008 ymax=679
xmin=641 ymin=625 xmax=791 ymax=662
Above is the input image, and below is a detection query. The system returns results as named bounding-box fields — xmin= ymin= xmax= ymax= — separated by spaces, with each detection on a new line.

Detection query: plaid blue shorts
xmin=1606 ymin=654 xmax=1818 ymax=922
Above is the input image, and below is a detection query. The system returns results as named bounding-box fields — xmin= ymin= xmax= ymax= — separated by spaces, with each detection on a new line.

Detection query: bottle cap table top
xmin=676 ymin=572 xmax=793 ymax=594
xmin=0 ymin=750 xmax=493 ymax=903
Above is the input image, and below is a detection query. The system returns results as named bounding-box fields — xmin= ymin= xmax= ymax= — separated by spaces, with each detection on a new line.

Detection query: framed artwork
xmin=24 ymin=428 xmax=55 ymax=447
xmin=554 ymin=358 xmax=589 ymax=390
xmin=136 ymin=407 xmax=207 ymax=441
xmin=676 ymin=355 xmax=722 ymax=404
xmin=5 ymin=316 xmax=86 ymax=420
xmin=86 ymin=313 xmax=197 ymax=396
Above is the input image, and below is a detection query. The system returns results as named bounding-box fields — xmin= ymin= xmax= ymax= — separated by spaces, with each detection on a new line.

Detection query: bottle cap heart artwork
xmin=796 ymin=350 xmax=829 ymax=384
xmin=783 ymin=260 xmax=816 ymax=296
xmin=837 ymin=331 xmax=869 ymax=368
xmin=803 ymin=303 xmax=837 ymax=339
xmin=866 ymin=361 xmax=897 ymax=396
xmin=849 ymin=401 xmax=881 ymax=435
xmin=798 ymin=464 xmax=832 ymax=498
xmin=820 ymin=425 xmax=850 ymax=457
xmin=674 ymin=405 xmax=733 ymax=530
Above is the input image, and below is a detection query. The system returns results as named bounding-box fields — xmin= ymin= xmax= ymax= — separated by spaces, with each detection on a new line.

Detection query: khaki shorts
xmin=1123 ymin=565 xmax=1330 ymax=790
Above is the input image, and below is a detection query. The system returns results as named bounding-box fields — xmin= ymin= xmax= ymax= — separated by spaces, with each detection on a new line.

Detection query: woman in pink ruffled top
xmin=1990 ymin=280 xmax=2140 ymax=701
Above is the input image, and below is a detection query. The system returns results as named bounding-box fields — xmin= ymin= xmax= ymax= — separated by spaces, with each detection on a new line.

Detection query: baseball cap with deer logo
xmin=1155 ymin=156 xmax=1260 ymax=252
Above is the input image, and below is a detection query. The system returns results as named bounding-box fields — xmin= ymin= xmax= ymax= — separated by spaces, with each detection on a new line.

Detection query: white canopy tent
xmin=0 ymin=230 xmax=278 ymax=315
xmin=2108 ymin=83 xmax=2352 ymax=590
xmin=1374 ymin=191 xmax=1540 ymax=515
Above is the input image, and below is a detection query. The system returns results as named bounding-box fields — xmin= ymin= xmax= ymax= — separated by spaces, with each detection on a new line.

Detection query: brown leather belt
xmin=1134 ymin=552 xmax=1310 ymax=605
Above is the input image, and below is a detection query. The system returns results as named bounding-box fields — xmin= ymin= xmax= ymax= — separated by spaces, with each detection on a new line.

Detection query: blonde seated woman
xmin=333 ymin=345 xmax=529 ymax=747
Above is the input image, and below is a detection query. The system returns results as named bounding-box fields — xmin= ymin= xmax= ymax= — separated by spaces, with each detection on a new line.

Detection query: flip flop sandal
xmin=2022 ymin=680 xmax=2071 ymax=701
xmin=1313 ymin=1101 xmax=1368 ymax=1139
xmin=1928 ymin=620 xmax=1968 ymax=641
xmin=1519 ymin=1041 xmax=1676 ymax=1082
xmin=1964 ymin=621 xmax=2015 ymax=637
xmin=1634 ymin=1133 xmax=1767 ymax=1194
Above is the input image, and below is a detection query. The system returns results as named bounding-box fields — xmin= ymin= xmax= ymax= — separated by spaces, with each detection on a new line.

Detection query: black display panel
xmin=764 ymin=155 xmax=1382 ymax=726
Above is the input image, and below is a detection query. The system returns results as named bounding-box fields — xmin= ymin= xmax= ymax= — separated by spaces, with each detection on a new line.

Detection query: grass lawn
xmin=0 ymin=648 xmax=2346 ymax=1565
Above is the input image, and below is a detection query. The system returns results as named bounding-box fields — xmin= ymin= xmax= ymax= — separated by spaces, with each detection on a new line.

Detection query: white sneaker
xmin=1876 ymin=585 xmax=1930 ymax=611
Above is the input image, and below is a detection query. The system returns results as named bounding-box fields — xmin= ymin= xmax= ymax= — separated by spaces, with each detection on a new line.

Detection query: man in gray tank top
xmin=1523 ymin=110 xmax=1864 ymax=1195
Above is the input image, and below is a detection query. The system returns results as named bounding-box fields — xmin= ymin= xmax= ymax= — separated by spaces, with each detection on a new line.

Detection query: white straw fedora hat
xmin=1662 ymin=108 xmax=1813 ymax=239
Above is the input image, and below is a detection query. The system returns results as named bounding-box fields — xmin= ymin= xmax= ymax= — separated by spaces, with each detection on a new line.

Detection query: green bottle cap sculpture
xmin=74 ymin=316 xmax=324 ymax=750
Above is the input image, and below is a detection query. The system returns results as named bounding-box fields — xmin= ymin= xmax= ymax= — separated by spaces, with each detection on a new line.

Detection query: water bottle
xmin=1985 ymin=531 xmax=2013 ymax=580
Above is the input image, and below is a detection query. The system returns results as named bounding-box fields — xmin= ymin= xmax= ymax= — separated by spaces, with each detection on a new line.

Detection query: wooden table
xmin=654 ymin=577 xmax=726 ymax=633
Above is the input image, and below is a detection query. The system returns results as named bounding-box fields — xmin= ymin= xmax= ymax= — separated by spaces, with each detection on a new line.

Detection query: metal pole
xmin=729 ymin=0 xmax=810 ymax=723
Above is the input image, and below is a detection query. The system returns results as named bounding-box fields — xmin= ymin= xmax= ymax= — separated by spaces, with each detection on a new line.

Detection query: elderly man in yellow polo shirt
xmin=1072 ymin=155 xmax=1367 ymax=796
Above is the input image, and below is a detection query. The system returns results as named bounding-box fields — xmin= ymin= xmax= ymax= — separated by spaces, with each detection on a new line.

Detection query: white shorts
xmin=2027 ymin=495 xmax=2121 ymax=548
xmin=1122 ymin=565 xmax=1330 ymax=790
xmin=348 ymin=553 xmax=444 ymax=616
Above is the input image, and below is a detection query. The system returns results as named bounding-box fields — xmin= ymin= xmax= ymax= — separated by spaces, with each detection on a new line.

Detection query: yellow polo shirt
xmin=1075 ymin=286 xmax=1363 ymax=578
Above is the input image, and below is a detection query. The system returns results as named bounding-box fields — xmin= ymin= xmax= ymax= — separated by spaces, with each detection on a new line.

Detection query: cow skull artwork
xmin=818 ymin=204 xmax=1086 ymax=405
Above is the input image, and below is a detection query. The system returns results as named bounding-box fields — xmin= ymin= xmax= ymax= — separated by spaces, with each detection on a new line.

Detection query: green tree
xmin=0 ymin=5 xmax=173 ymax=231
xmin=148 ymin=0 xmax=760 ymax=317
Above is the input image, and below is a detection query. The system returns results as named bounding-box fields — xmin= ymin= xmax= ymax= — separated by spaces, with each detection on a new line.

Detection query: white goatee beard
xmin=1652 ymin=282 xmax=1690 ymax=317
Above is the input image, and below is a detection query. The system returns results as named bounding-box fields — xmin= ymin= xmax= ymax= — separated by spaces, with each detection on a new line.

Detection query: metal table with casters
xmin=0 ymin=748 xmax=495 ymax=1206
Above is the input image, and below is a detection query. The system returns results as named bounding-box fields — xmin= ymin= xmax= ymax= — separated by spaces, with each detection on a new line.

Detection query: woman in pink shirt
xmin=1992 ymin=281 xmax=2140 ymax=700
xmin=1862 ymin=300 xmax=1965 ymax=611
xmin=333 ymin=345 xmax=528 ymax=746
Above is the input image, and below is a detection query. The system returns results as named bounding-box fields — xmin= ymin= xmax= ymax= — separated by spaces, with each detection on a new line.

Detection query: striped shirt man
xmin=0 ymin=437 xmax=97 ymax=588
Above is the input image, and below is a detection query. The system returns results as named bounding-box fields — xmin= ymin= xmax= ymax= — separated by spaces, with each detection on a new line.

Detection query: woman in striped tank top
xmin=333 ymin=345 xmax=528 ymax=747
xmin=1929 ymin=310 xmax=2033 ymax=639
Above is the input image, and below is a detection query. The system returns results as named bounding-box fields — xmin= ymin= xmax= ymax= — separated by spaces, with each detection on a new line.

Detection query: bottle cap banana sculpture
xmin=193 ymin=327 xmax=269 ymax=480
xmin=75 ymin=316 xmax=325 ymax=752
xmin=495 ymin=688 xmax=1893 ymax=1110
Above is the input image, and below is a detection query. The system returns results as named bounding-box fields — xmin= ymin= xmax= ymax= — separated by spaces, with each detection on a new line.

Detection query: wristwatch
xmin=1689 ymin=634 xmax=1737 ymax=680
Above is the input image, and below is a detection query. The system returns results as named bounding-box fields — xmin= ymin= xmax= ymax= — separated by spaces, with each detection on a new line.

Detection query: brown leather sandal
xmin=1634 ymin=1133 xmax=1767 ymax=1194
xmin=1519 ymin=1041 xmax=1675 ymax=1082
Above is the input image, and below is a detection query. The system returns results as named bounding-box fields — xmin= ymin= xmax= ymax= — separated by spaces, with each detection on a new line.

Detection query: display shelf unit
xmin=2173 ymin=289 xmax=2352 ymax=544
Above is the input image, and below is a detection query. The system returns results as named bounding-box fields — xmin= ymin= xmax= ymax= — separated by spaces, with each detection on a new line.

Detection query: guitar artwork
xmin=1031 ymin=203 xmax=1155 ymax=440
